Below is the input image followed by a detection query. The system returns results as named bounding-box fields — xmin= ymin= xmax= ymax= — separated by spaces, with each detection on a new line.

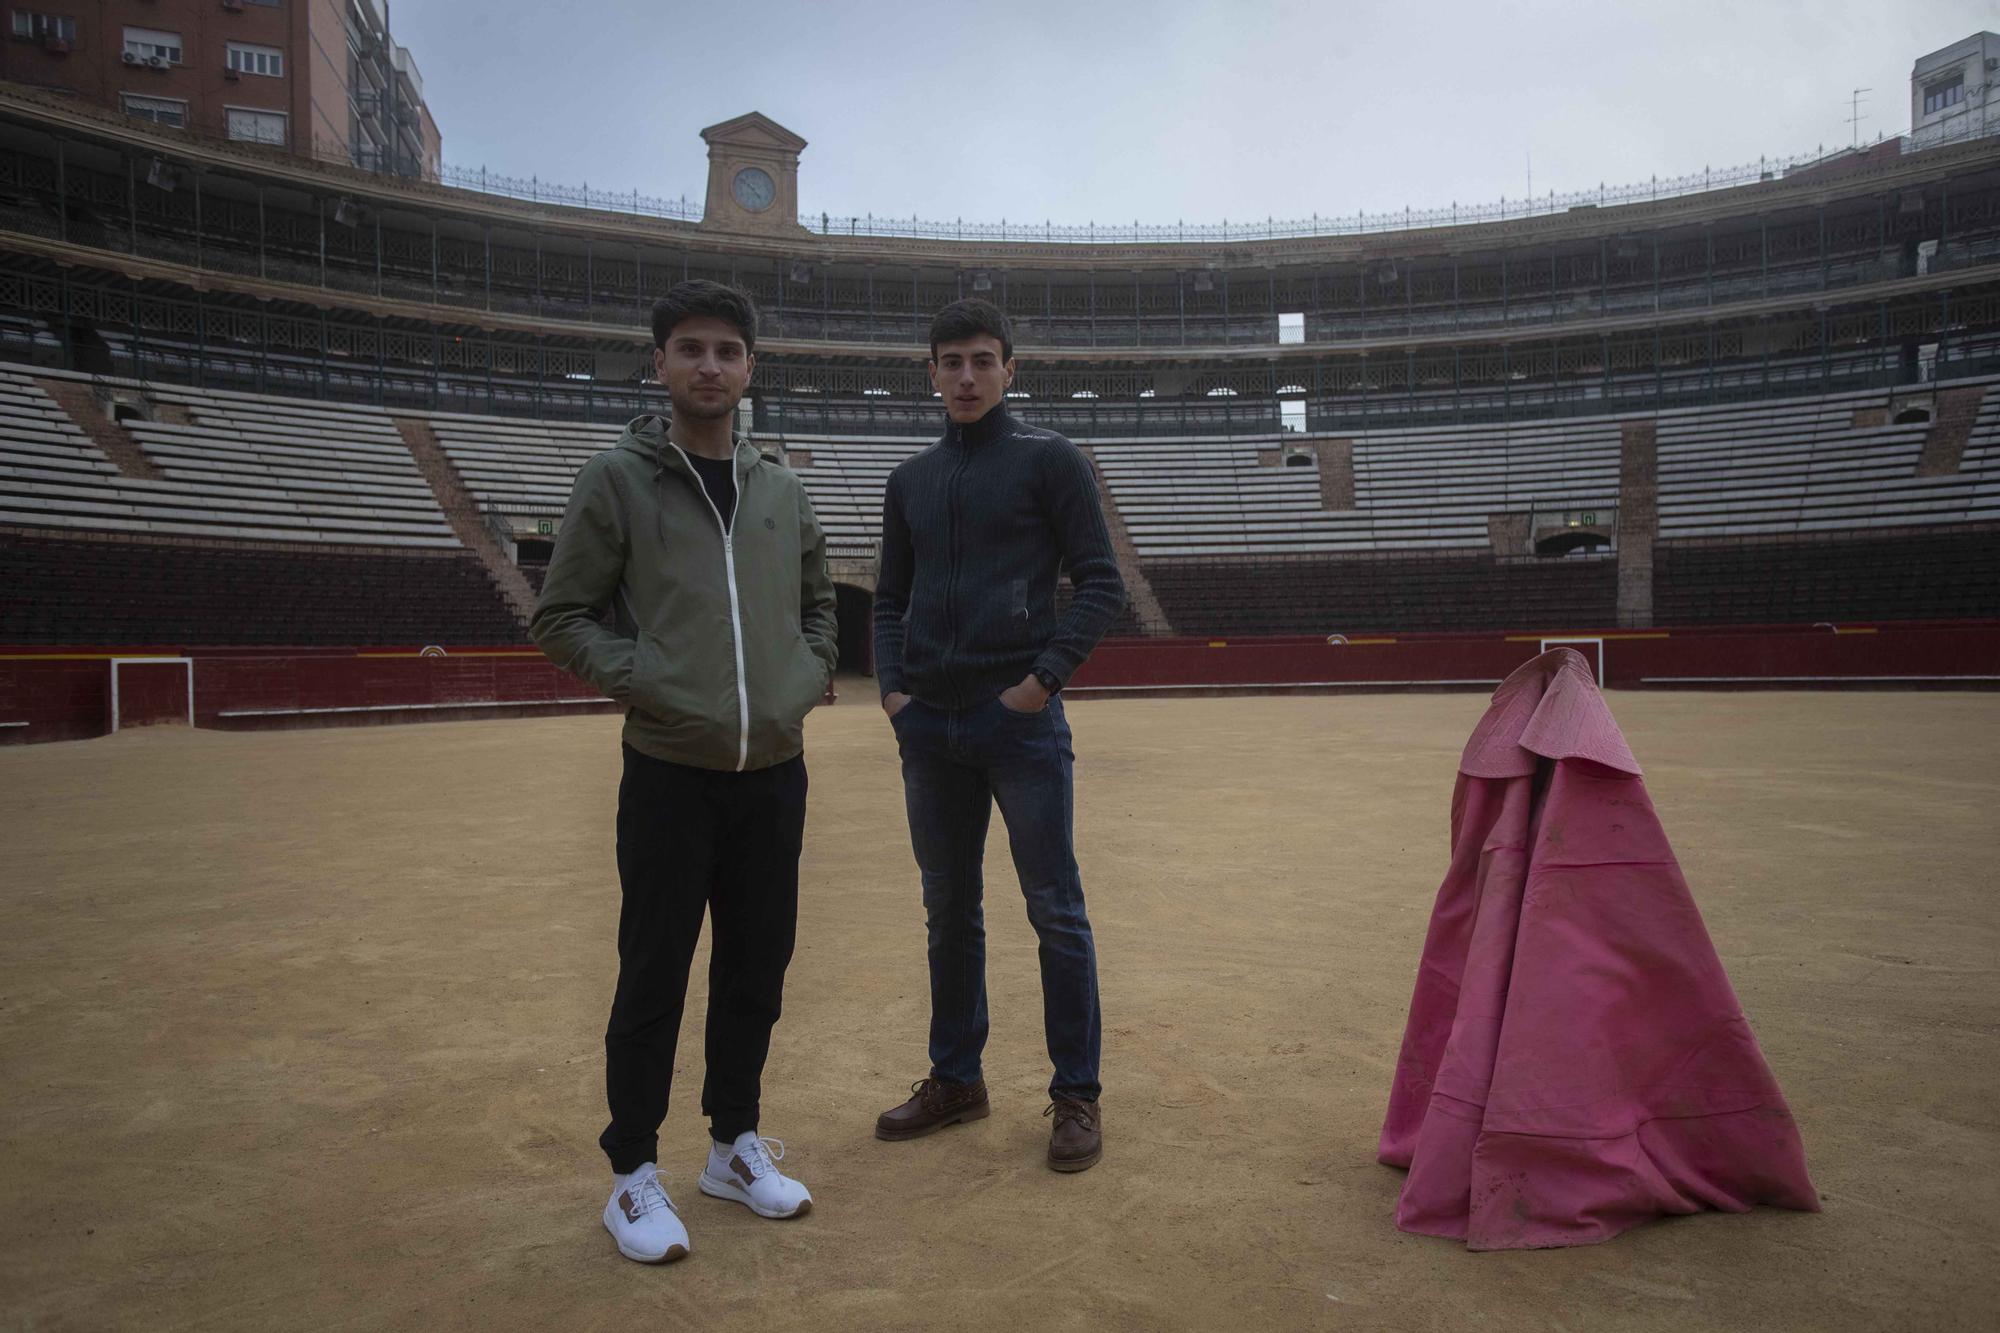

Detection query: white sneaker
xmin=602 ymin=1164 xmax=690 ymax=1263
xmin=698 ymin=1132 xmax=813 ymax=1219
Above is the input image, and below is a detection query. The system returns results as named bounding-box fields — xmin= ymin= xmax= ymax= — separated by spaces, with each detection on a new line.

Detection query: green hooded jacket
xmin=529 ymin=414 xmax=838 ymax=771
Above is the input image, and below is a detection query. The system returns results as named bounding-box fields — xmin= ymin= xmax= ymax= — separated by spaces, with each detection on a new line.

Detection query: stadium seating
xmin=761 ymin=435 xmax=924 ymax=559
xmin=1101 ymin=421 xmax=1620 ymax=557
xmin=0 ymin=369 xmax=459 ymax=546
xmin=8 ymin=133 xmax=1969 ymax=354
xmin=1651 ymin=381 xmax=2000 ymax=622
xmin=1145 ymin=553 xmax=1618 ymax=636
xmin=429 ymin=414 xmax=620 ymax=517
xmin=1652 ymin=527 xmax=2000 ymax=624
xmin=0 ymin=372 xmax=124 ymax=500
xmin=0 ymin=532 xmax=522 ymax=645
xmin=6 ymin=359 xmax=1996 ymax=646
xmin=0 ymin=370 xmax=524 ymax=644
xmin=1655 ymin=390 xmax=1998 ymax=536
xmin=442 ymin=378 xmax=1998 ymax=636
xmin=1 ymin=97 xmax=1994 ymax=673
xmin=426 ymin=414 xmax=919 ymax=561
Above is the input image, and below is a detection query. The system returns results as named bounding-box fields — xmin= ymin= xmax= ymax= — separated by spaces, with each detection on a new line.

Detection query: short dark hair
xmin=651 ymin=280 xmax=757 ymax=352
xmin=929 ymin=298 xmax=1012 ymax=362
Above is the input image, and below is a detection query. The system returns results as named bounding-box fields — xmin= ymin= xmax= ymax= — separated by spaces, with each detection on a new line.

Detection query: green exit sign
xmin=536 ymin=519 xmax=553 ymax=535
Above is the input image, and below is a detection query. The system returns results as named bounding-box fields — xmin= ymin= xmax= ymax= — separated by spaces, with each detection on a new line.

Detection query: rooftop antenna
xmin=1847 ymin=87 xmax=1870 ymax=149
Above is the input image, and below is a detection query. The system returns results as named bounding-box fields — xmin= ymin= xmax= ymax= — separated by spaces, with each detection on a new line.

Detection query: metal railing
xmin=303 ymin=135 xmax=702 ymax=218
xmin=430 ymin=163 xmax=701 ymax=220
xmin=433 ymin=127 xmax=1973 ymax=241
xmin=797 ymin=137 xmax=1934 ymax=243
xmin=319 ymin=125 xmax=1989 ymax=242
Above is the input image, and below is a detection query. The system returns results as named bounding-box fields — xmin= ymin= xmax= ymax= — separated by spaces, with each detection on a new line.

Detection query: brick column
xmin=1316 ymin=438 xmax=1355 ymax=510
xmin=1616 ymin=420 xmax=1658 ymax=629
xmin=1916 ymin=386 xmax=1986 ymax=477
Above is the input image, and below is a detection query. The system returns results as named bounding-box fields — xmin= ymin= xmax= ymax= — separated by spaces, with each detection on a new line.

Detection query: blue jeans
xmin=891 ymin=694 xmax=1102 ymax=1102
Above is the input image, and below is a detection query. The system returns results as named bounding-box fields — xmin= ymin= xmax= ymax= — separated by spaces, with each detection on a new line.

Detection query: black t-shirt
xmin=685 ymin=452 xmax=737 ymax=530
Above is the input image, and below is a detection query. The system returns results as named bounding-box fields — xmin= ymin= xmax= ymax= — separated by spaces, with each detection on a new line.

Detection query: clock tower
xmin=699 ymin=113 xmax=809 ymax=235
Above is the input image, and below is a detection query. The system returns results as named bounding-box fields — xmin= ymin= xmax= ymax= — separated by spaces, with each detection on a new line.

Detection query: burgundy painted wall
xmin=1068 ymin=621 xmax=2000 ymax=693
xmin=0 ymin=648 xmax=604 ymax=744
xmin=114 ymin=659 xmax=190 ymax=728
xmin=3 ymin=623 xmax=1996 ymax=745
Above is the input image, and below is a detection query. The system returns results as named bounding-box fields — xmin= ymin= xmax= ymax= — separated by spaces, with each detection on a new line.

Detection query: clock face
xmin=731 ymin=166 xmax=777 ymax=213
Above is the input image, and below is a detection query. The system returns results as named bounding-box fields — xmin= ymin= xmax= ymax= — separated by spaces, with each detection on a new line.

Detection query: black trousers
xmin=600 ymin=743 xmax=807 ymax=1174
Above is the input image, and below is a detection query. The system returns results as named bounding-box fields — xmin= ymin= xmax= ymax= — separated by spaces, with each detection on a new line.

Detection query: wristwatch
xmin=1032 ymin=667 xmax=1063 ymax=696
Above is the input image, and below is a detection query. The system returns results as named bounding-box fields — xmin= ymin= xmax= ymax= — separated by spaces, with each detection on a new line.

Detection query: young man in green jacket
xmin=530 ymin=280 xmax=838 ymax=1265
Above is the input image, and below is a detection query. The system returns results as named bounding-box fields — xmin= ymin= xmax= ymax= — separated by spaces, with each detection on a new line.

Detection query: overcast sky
xmin=391 ymin=0 xmax=1995 ymax=226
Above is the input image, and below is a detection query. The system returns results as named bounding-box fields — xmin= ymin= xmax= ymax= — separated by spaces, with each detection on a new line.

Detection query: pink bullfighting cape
xmin=1378 ymin=648 xmax=1817 ymax=1250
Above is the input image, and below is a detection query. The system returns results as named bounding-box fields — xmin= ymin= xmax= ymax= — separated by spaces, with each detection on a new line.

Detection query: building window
xmin=121 ymin=93 xmax=188 ymax=128
xmin=1281 ymin=400 xmax=1307 ymax=434
xmin=123 ymin=27 xmax=182 ymax=65
xmin=1924 ymin=74 xmax=1964 ymax=115
xmin=225 ymin=107 xmax=288 ymax=146
xmin=226 ymin=42 xmax=283 ymax=77
xmin=12 ymin=11 xmax=76 ymax=41
xmin=1278 ymin=311 xmax=1304 ymax=345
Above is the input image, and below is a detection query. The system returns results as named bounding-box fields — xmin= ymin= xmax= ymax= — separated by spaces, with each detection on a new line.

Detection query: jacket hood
xmin=615 ymin=413 xmax=758 ymax=472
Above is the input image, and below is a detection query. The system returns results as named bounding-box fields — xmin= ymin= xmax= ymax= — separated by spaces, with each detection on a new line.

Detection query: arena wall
xmin=5 ymin=622 xmax=1995 ymax=744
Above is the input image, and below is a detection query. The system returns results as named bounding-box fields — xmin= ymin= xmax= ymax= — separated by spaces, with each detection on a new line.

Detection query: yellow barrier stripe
xmin=0 ymin=650 xmax=546 ymax=661
xmin=354 ymin=650 xmax=544 ymax=658
xmin=0 ymin=652 xmax=203 ymax=660
xmin=1503 ymin=632 xmax=1671 ymax=642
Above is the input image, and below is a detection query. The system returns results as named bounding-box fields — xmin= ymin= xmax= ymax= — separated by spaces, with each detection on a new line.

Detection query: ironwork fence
xmin=324 ymin=122 xmax=1991 ymax=243
xmin=425 ymin=131 xmax=1983 ymax=242
xmin=431 ymin=163 xmax=701 ymax=221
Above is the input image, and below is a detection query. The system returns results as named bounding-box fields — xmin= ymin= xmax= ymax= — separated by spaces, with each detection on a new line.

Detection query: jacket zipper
xmin=942 ymin=443 xmax=969 ymax=704
xmin=667 ymin=439 xmax=751 ymax=772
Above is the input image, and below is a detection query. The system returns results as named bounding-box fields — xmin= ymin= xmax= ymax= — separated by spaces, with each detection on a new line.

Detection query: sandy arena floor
xmin=2 ymin=688 xmax=1996 ymax=1331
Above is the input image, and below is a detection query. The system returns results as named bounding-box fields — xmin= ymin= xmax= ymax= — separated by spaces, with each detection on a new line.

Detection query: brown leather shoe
xmin=875 ymin=1077 xmax=991 ymax=1141
xmin=1045 ymin=1096 xmax=1102 ymax=1172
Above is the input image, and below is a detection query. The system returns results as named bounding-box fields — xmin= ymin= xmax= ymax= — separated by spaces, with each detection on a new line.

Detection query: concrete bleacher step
xmin=32 ymin=376 xmax=163 ymax=481
xmin=0 ymin=368 xmax=475 ymax=548
xmin=1078 ymin=445 xmax=1170 ymax=636
xmin=394 ymin=415 xmax=537 ymax=627
xmin=10 ymin=364 xmax=1999 ymax=640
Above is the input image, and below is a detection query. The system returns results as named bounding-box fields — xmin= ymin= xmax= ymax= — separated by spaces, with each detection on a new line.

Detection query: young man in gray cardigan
xmin=872 ymin=298 xmax=1127 ymax=1172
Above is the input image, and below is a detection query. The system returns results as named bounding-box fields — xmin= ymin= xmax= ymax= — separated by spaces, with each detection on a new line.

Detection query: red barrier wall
xmin=0 ymin=648 xmax=606 ymax=745
xmin=192 ymin=650 xmax=603 ymax=723
xmin=3 ymin=622 xmax=1995 ymax=745
xmin=113 ymin=659 xmax=193 ymax=729
xmin=1068 ymin=621 xmax=2000 ymax=694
